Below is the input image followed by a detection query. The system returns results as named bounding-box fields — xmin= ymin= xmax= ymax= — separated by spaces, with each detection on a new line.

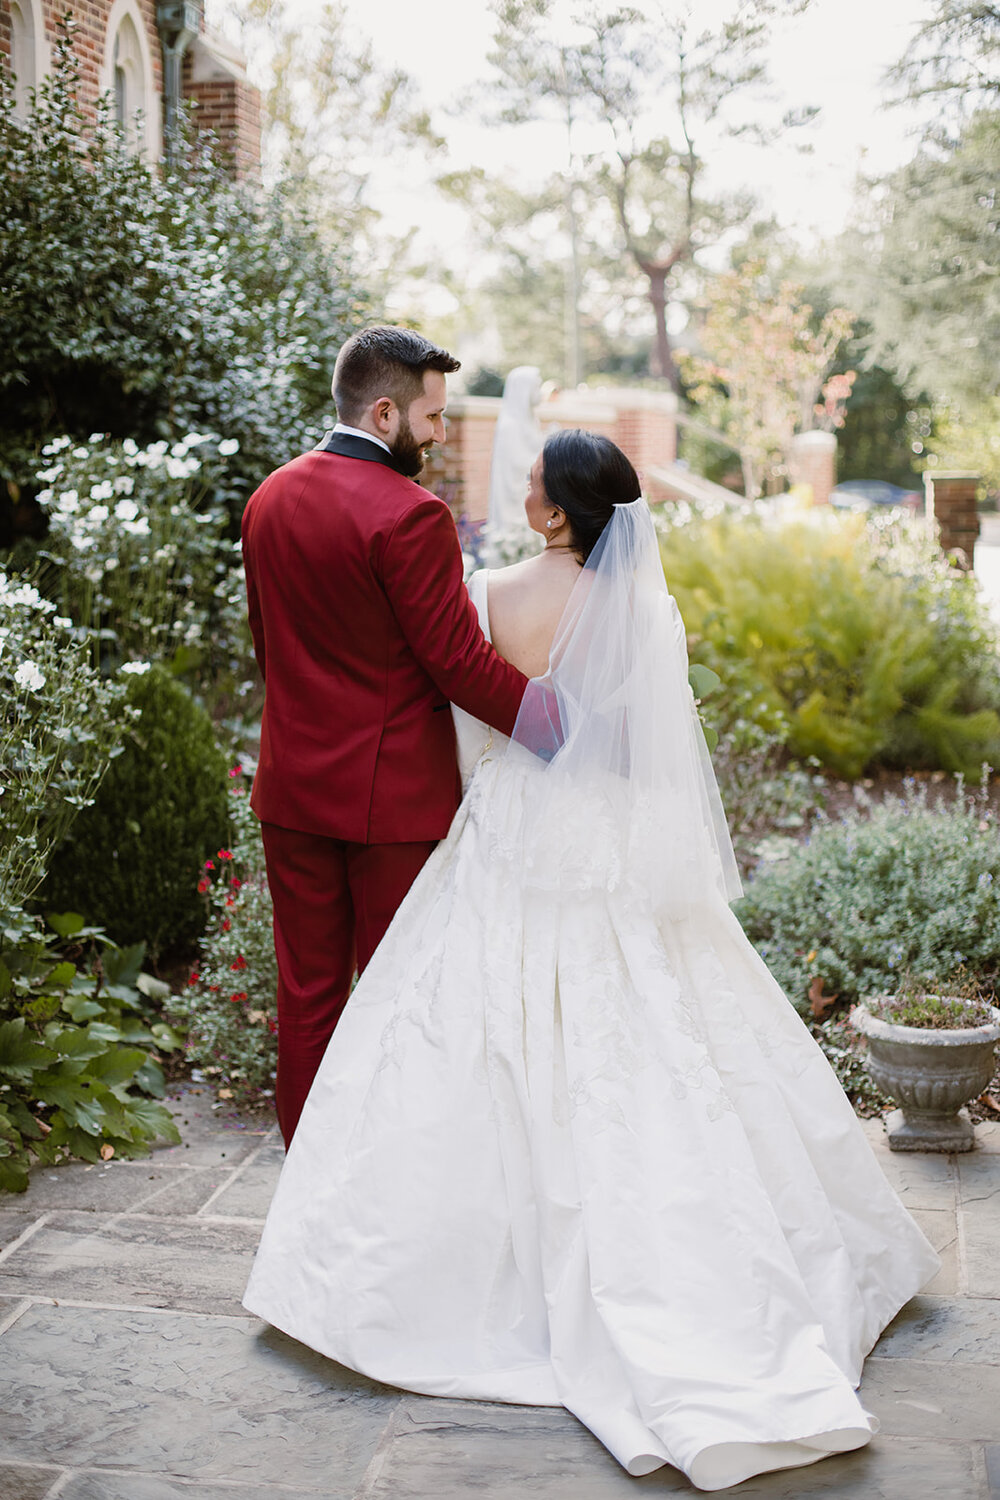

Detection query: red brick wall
xmin=36 ymin=0 xmax=163 ymax=120
xmin=182 ymin=59 xmax=260 ymax=176
xmin=0 ymin=0 xmax=259 ymax=174
xmin=438 ymin=389 xmax=679 ymax=524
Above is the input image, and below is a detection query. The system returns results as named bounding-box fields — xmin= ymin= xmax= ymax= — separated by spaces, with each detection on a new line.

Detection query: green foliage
xmin=0 ymin=571 xmax=133 ymax=910
xmin=735 ymin=780 xmax=1000 ymax=1021
xmin=43 ymin=667 xmax=230 ymax=958
xmin=661 ymin=507 xmax=1000 ymax=778
xmin=809 ymin=1014 xmax=889 ymax=1116
xmin=0 ymin=908 xmax=182 ymax=1193
xmin=169 ymin=769 xmax=278 ymax=1108
xmin=866 ymin=990 xmax=997 ymax=1029
xmin=857 ymin=109 xmax=1000 ymax=424
xmin=0 ymin=24 xmax=369 ymax=501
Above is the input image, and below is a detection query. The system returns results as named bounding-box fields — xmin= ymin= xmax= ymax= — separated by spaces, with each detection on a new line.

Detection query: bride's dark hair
xmin=542 ymin=429 xmax=641 ymax=561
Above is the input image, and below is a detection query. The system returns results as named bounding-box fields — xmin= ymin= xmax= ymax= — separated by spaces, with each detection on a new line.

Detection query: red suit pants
xmin=260 ymin=823 xmax=436 ymax=1146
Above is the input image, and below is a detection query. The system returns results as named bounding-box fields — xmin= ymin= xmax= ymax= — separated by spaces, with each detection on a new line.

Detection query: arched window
xmin=101 ymin=0 xmax=159 ymax=160
xmin=8 ymin=0 xmax=45 ymax=117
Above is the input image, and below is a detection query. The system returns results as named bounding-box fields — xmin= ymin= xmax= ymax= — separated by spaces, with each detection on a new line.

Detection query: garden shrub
xmin=735 ymin=779 xmax=1000 ymax=1021
xmin=0 ymin=570 xmax=133 ymax=910
xmin=33 ymin=432 xmax=232 ymax=670
xmin=43 ymin=666 xmax=230 ymax=958
xmin=0 ymin=25 xmax=369 ymax=506
xmin=0 ymin=908 xmax=182 ymax=1192
xmin=170 ymin=766 xmax=278 ymax=1109
xmin=660 ymin=508 xmax=1000 ymax=778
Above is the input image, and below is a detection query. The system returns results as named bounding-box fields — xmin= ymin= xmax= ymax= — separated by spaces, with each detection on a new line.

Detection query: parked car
xmin=830 ymin=480 xmax=922 ymax=513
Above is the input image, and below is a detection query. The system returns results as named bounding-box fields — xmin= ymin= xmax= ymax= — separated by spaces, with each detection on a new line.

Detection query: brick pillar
xmin=430 ymin=398 xmax=501 ymax=524
xmin=788 ymin=430 xmax=837 ymax=506
xmin=925 ymin=472 xmax=980 ymax=570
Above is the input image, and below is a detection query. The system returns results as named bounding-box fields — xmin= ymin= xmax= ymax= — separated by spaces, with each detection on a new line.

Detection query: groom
xmin=242 ymin=326 xmax=529 ymax=1145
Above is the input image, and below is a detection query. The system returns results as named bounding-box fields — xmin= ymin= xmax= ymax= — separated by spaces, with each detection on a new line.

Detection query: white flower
xmin=165 ymin=455 xmax=198 ymax=480
xmin=88 ymin=504 xmax=110 ymax=523
xmin=114 ymin=499 xmax=139 ymax=522
xmin=14 ymin=660 xmax=46 ymax=691
xmin=53 ymin=616 xmax=72 ymax=628
xmin=36 ymin=489 xmax=53 ymax=506
xmin=36 ymin=466 xmax=62 ymax=483
xmin=114 ymin=475 xmax=135 ymax=496
xmin=90 ymin=480 xmax=114 ymax=502
xmin=89 ymin=433 xmax=105 ymax=444
xmin=121 ymin=660 xmax=151 ymax=675
xmin=58 ymin=489 xmax=80 ymax=513
xmin=73 ymin=447 xmax=89 ymax=459
xmin=122 ymin=438 xmax=139 ymax=457
xmin=123 ymin=517 xmax=151 ymax=537
xmin=218 ymin=437 xmax=240 ymax=456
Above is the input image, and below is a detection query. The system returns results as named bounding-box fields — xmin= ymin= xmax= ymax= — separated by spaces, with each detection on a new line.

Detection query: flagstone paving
xmin=1 ymin=1086 xmax=998 ymax=1499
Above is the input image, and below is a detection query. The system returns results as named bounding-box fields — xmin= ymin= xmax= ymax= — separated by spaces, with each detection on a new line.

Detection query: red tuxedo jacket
xmin=242 ymin=437 xmax=528 ymax=844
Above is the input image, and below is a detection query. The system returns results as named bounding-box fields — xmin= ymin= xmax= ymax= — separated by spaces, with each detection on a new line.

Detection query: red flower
xmin=230 ymin=991 xmax=247 ymax=1004
xmin=188 ymin=971 xmax=200 ymax=986
xmin=228 ymin=765 xmax=242 ymax=778
xmin=225 ymin=896 xmax=235 ymax=908
xmin=209 ymin=984 xmax=220 ymax=992
xmin=267 ymin=1018 xmax=278 ymax=1034
xmin=230 ymin=955 xmax=247 ymax=971
xmin=217 ymin=849 xmax=234 ymax=861
xmin=204 ymin=859 xmax=215 ymax=871
xmin=230 ymin=877 xmax=242 ymax=890
xmin=221 ymin=918 xmax=231 ymax=932
xmin=197 ymin=877 xmax=210 ymax=894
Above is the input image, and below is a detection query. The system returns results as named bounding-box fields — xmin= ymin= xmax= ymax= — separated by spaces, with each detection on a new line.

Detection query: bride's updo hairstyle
xmin=542 ymin=429 xmax=641 ymax=562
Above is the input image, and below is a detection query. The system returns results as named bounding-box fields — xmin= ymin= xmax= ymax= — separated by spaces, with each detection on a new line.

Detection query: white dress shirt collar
xmin=332 ymin=422 xmax=392 ymax=456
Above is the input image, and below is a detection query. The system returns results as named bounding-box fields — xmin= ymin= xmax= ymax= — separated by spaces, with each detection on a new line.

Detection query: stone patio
xmin=1 ymin=1085 xmax=999 ymax=1499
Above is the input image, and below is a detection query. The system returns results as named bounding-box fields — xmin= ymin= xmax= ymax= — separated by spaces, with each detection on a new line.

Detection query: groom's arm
xmin=381 ymin=497 xmax=528 ymax=736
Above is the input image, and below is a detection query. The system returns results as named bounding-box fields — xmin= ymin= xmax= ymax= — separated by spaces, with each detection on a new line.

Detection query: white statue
xmin=487 ymin=366 xmax=544 ymax=535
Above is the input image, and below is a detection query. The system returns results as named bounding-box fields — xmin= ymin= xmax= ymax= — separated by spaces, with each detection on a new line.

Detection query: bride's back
xmin=486 ymin=551 xmax=581 ymax=680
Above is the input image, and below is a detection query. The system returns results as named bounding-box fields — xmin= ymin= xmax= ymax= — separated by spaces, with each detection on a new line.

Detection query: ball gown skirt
xmin=243 ymin=750 xmax=939 ymax=1492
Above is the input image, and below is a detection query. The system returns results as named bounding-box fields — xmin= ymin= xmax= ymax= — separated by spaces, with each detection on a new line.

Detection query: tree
xmin=207 ymin=0 xmax=441 ymax=275
xmin=680 ymin=260 xmax=852 ymax=499
xmin=854 ymin=109 xmax=1000 ymax=443
xmin=481 ymin=0 xmax=814 ymax=392
xmin=0 ymin=23 xmax=370 ymax=509
xmin=888 ymin=0 xmax=999 ymax=120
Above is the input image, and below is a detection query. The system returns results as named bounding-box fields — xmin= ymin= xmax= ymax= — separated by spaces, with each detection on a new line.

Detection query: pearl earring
xmin=546 ymin=520 xmax=553 ymax=528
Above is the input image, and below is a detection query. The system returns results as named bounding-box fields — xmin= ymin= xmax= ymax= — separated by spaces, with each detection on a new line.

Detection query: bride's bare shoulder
xmin=486 ymin=553 xmax=580 ymax=677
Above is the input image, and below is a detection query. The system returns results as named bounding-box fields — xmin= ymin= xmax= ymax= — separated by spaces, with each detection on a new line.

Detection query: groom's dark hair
xmin=333 ymin=326 xmax=460 ymax=424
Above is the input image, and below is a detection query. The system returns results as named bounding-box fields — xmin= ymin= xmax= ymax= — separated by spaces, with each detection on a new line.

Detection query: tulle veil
xmin=494 ymin=497 xmax=742 ymax=914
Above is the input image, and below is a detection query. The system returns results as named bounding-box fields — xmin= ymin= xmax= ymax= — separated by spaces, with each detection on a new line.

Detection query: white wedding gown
xmin=244 ymin=560 xmax=939 ymax=1493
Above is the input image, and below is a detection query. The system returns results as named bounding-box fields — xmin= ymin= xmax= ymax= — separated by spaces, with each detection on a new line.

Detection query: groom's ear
xmin=372 ymin=396 xmax=395 ymax=434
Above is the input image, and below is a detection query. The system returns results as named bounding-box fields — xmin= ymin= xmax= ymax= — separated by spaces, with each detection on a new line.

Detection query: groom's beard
xmin=391 ymin=414 xmax=433 ymax=478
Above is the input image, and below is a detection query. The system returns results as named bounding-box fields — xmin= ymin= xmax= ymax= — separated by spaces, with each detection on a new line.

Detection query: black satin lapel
xmin=315 ymin=432 xmax=403 ymax=473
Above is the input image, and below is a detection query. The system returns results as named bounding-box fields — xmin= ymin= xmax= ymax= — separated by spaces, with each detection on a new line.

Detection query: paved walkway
xmin=1 ymin=1086 xmax=998 ymax=1500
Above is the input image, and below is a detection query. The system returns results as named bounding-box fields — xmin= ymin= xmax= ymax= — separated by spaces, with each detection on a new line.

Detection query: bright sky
xmin=328 ymin=0 xmax=932 ymax=243
xmin=211 ymin=0 xmax=935 ymax=325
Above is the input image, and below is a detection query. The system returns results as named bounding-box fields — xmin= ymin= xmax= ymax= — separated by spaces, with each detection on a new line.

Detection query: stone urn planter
xmin=851 ymin=996 xmax=1000 ymax=1152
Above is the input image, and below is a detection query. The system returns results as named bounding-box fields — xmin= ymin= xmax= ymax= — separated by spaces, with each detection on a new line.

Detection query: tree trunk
xmin=645 ymin=265 xmax=682 ymax=395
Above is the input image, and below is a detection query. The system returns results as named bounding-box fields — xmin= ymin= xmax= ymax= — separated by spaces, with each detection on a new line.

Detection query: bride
xmin=243 ymin=429 xmax=939 ymax=1493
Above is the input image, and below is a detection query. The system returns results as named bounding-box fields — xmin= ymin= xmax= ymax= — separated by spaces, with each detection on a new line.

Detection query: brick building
xmin=0 ymin=0 xmax=259 ymax=172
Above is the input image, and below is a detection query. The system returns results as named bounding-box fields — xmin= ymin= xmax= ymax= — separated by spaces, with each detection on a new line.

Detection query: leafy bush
xmin=170 ymin=767 xmax=278 ymax=1108
xmin=33 ymin=432 xmax=234 ymax=669
xmin=0 ymin=25 xmax=369 ymax=503
xmin=0 ymin=571 xmax=133 ymax=909
xmin=43 ymin=666 xmax=230 ymax=958
xmin=736 ymin=779 xmax=1000 ymax=1020
xmin=0 ymin=909 xmax=182 ymax=1193
xmin=660 ymin=507 xmax=1000 ymax=778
